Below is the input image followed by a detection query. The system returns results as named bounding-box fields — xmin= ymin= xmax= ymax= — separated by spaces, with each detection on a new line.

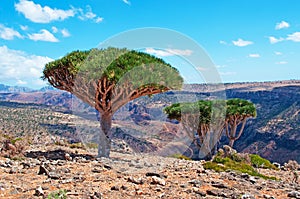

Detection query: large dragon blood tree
xmin=42 ymin=47 xmax=183 ymax=157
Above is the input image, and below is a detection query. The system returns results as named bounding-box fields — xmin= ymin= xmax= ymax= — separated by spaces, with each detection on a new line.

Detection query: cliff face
xmin=225 ymin=85 xmax=300 ymax=164
xmin=0 ymin=81 xmax=299 ymax=163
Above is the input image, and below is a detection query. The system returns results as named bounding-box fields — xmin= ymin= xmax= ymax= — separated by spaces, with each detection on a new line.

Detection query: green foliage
xmin=47 ymin=189 xmax=67 ymax=199
xmin=226 ymin=98 xmax=257 ymax=118
xmin=43 ymin=50 xmax=90 ymax=78
xmin=6 ymin=137 xmax=22 ymax=145
xmin=43 ymin=47 xmax=183 ymax=90
xmin=85 ymin=142 xmax=98 ymax=149
xmin=203 ymin=161 xmax=226 ymax=172
xmin=169 ymin=153 xmax=192 ymax=160
xmin=69 ymin=142 xmax=85 ymax=149
xmin=10 ymin=156 xmax=25 ymax=161
xmin=213 ymin=156 xmax=231 ymax=164
xmin=164 ymin=99 xmax=256 ymax=122
xmin=203 ymin=153 xmax=279 ymax=180
xmin=249 ymin=154 xmax=279 ymax=170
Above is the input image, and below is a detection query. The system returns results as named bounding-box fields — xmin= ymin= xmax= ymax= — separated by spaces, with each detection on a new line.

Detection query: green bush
xmin=169 ymin=154 xmax=192 ymax=160
xmin=69 ymin=142 xmax=85 ymax=149
xmin=85 ymin=142 xmax=98 ymax=149
xmin=47 ymin=189 xmax=67 ymax=199
xmin=204 ymin=153 xmax=279 ymax=180
xmin=249 ymin=154 xmax=278 ymax=170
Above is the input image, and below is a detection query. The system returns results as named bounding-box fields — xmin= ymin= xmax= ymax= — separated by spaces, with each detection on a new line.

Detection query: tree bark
xmin=229 ymin=139 xmax=235 ymax=148
xmin=98 ymin=113 xmax=112 ymax=157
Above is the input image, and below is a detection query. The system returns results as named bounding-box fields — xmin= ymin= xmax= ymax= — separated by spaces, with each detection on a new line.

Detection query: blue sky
xmin=0 ymin=0 xmax=299 ymax=88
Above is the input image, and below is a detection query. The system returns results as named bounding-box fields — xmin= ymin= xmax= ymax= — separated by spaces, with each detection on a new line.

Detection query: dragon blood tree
xmin=224 ymin=98 xmax=256 ymax=147
xmin=164 ymin=100 xmax=226 ymax=159
xmin=164 ymin=98 xmax=256 ymax=158
xmin=42 ymin=47 xmax=183 ymax=157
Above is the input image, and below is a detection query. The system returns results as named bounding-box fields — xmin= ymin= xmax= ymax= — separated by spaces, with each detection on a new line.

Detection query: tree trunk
xmin=229 ymin=139 xmax=235 ymax=148
xmin=98 ymin=113 xmax=112 ymax=158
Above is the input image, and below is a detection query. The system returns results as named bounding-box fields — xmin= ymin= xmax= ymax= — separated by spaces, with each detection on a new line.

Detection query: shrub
xmin=203 ymin=153 xmax=279 ymax=180
xmin=69 ymin=142 xmax=85 ymax=149
xmin=85 ymin=142 xmax=98 ymax=149
xmin=47 ymin=189 xmax=67 ymax=199
xmin=169 ymin=153 xmax=192 ymax=160
xmin=249 ymin=154 xmax=279 ymax=170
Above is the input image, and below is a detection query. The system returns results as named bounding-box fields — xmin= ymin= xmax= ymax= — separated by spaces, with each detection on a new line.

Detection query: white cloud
xmin=17 ymin=79 xmax=27 ymax=85
xmin=76 ymin=5 xmax=104 ymax=23
xmin=20 ymin=25 xmax=28 ymax=31
xmin=268 ymin=32 xmax=300 ymax=44
xmin=248 ymin=53 xmax=260 ymax=58
xmin=232 ymin=38 xmax=253 ymax=47
xmin=275 ymin=21 xmax=290 ymax=30
xmin=220 ymin=71 xmax=237 ymax=76
xmin=15 ymin=0 xmax=75 ymax=23
xmin=0 ymin=45 xmax=53 ymax=88
xmin=61 ymin=28 xmax=71 ymax=37
xmin=268 ymin=36 xmax=284 ymax=44
xmin=122 ymin=0 xmax=131 ymax=5
xmin=196 ymin=66 xmax=208 ymax=71
xmin=286 ymin=32 xmax=300 ymax=42
xmin=51 ymin=27 xmax=71 ymax=37
xmin=51 ymin=26 xmax=58 ymax=33
xmin=216 ymin=65 xmax=227 ymax=68
xmin=145 ymin=48 xmax=193 ymax=57
xmin=28 ymin=29 xmax=59 ymax=42
xmin=276 ymin=61 xmax=288 ymax=65
xmin=274 ymin=51 xmax=282 ymax=56
xmin=0 ymin=24 xmax=23 ymax=40
xmin=95 ymin=17 xmax=104 ymax=23
xmin=219 ymin=40 xmax=227 ymax=45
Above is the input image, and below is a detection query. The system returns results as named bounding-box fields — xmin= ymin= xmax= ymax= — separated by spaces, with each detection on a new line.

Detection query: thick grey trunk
xmin=98 ymin=113 xmax=112 ymax=158
xmin=229 ymin=139 xmax=235 ymax=148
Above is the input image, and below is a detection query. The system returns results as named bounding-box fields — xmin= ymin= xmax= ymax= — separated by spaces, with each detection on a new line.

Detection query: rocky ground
xmin=0 ymin=145 xmax=300 ymax=199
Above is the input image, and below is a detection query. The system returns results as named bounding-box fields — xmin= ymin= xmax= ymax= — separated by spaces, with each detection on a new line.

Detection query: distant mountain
xmin=39 ymin=86 xmax=58 ymax=92
xmin=0 ymin=84 xmax=33 ymax=93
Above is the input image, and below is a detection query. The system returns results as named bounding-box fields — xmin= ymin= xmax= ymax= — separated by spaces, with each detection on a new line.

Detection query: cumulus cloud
xmin=15 ymin=0 xmax=75 ymax=23
xmin=95 ymin=17 xmax=104 ymax=23
xmin=76 ymin=5 xmax=104 ymax=23
xmin=0 ymin=24 xmax=23 ymax=40
xmin=15 ymin=0 xmax=103 ymax=24
xmin=220 ymin=71 xmax=237 ymax=76
xmin=61 ymin=28 xmax=71 ymax=37
xmin=51 ymin=27 xmax=71 ymax=37
xmin=145 ymin=48 xmax=193 ymax=57
xmin=274 ymin=51 xmax=282 ymax=56
xmin=268 ymin=36 xmax=284 ymax=44
xmin=28 ymin=29 xmax=59 ymax=42
xmin=0 ymin=45 xmax=53 ymax=88
xmin=219 ymin=40 xmax=227 ymax=45
xmin=269 ymin=32 xmax=300 ymax=44
xmin=276 ymin=61 xmax=288 ymax=65
xmin=20 ymin=25 xmax=28 ymax=31
xmin=275 ymin=21 xmax=290 ymax=30
xmin=232 ymin=38 xmax=253 ymax=47
xmin=122 ymin=0 xmax=131 ymax=5
xmin=51 ymin=26 xmax=58 ymax=33
xmin=286 ymin=32 xmax=300 ymax=42
xmin=248 ymin=53 xmax=260 ymax=58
